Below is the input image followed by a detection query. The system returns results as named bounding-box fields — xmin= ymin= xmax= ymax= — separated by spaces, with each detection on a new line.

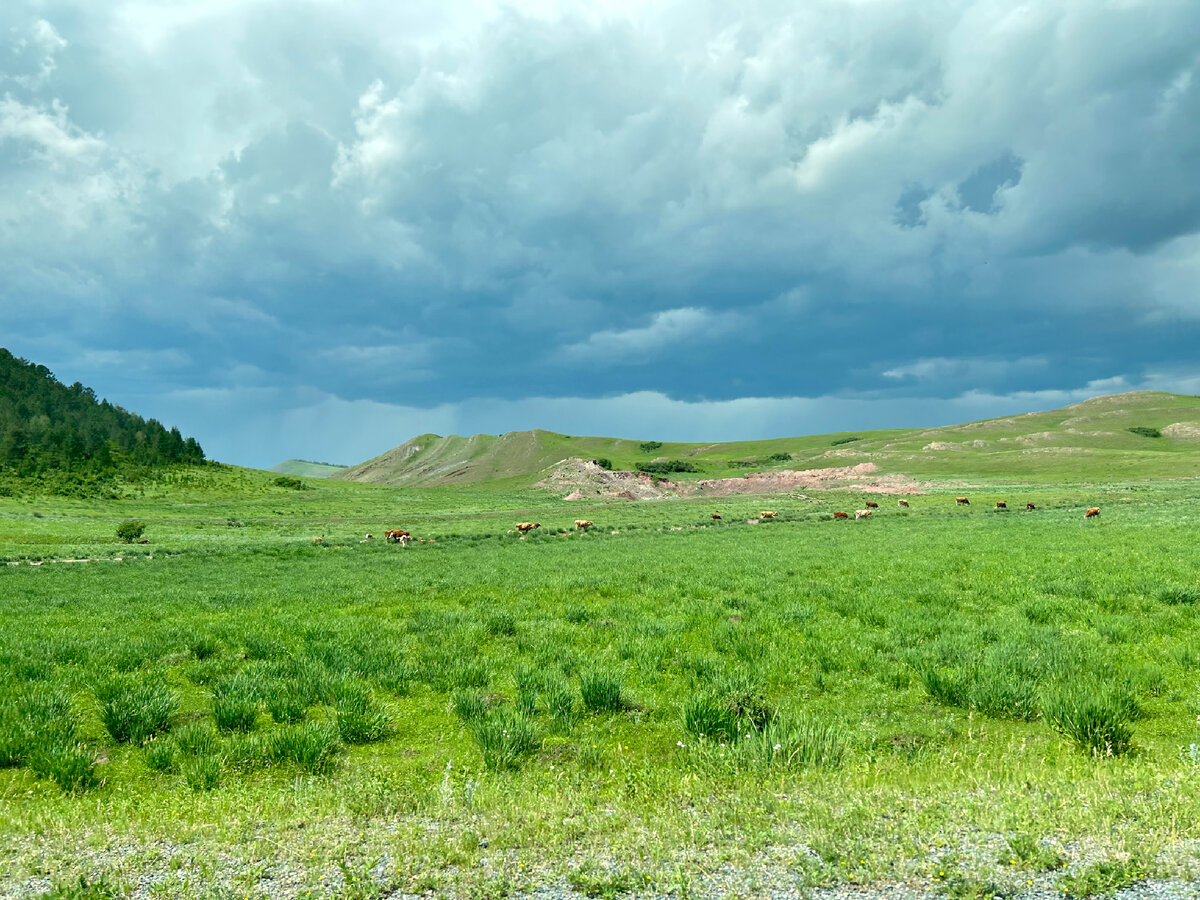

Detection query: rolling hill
xmin=269 ymin=459 xmax=348 ymax=479
xmin=332 ymin=391 xmax=1200 ymax=488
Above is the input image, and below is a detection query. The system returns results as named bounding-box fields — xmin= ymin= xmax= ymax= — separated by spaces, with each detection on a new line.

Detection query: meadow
xmin=1 ymin=467 xmax=1200 ymax=898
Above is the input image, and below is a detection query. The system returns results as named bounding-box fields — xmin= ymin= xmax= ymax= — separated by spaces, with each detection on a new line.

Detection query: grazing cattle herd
xmin=325 ymin=497 xmax=1103 ymax=546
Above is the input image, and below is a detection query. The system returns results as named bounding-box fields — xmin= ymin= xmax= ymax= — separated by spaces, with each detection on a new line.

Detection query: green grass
xmin=4 ymin=452 xmax=1200 ymax=895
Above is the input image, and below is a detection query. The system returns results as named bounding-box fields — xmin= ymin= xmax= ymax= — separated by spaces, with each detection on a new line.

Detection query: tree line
xmin=0 ymin=348 xmax=205 ymax=493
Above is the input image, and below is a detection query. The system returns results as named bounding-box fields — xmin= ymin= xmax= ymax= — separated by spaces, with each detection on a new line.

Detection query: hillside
xmin=333 ymin=391 xmax=1200 ymax=488
xmin=0 ymin=347 xmax=205 ymax=487
xmin=269 ymin=459 xmax=348 ymax=479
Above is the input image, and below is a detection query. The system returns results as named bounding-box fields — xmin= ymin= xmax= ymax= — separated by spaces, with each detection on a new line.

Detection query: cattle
xmin=760 ymin=511 xmax=778 ymax=519
xmin=516 ymin=522 xmax=541 ymax=533
xmin=1085 ymin=507 xmax=1101 ymax=519
xmin=711 ymin=513 xmax=722 ymax=520
xmin=385 ymin=529 xmax=410 ymax=543
xmin=995 ymin=501 xmax=1007 ymax=510
xmin=833 ymin=511 xmax=849 ymax=520
xmin=864 ymin=501 xmax=879 ymax=509
xmin=956 ymin=497 xmax=970 ymax=506
xmin=898 ymin=499 xmax=910 ymax=508
xmin=312 ymin=537 xmax=323 ymax=544
xmin=364 ymin=533 xmax=374 ymax=540
xmin=574 ymin=520 xmax=593 ymax=531
xmin=855 ymin=509 xmax=873 ymax=520
xmin=1026 ymin=503 xmax=1036 ymax=511
xmin=400 ymin=534 xmax=412 ymax=546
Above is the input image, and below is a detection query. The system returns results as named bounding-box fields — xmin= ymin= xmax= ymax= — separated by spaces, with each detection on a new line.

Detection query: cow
xmin=364 ymin=533 xmax=374 ymax=540
xmin=400 ymin=533 xmax=412 ymax=546
xmin=898 ymin=499 xmax=910 ymax=508
xmin=574 ymin=520 xmax=593 ymax=531
xmin=1026 ymin=503 xmax=1036 ymax=511
xmin=956 ymin=497 xmax=970 ymax=506
xmin=1085 ymin=507 xmax=1101 ymax=519
xmin=312 ymin=537 xmax=323 ymax=544
xmin=516 ymin=522 xmax=541 ymax=533
xmin=760 ymin=511 xmax=778 ymax=519
xmin=385 ymin=529 xmax=410 ymax=543
xmin=833 ymin=511 xmax=849 ymax=520
xmin=711 ymin=513 xmax=722 ymax=520
xmin=855 ymin=509 xmax=873 ymax=520
xmin=864 ymin=501 xmax=879 ymax=509
xmin=995 ymin=501 xmax=1007 ymax=510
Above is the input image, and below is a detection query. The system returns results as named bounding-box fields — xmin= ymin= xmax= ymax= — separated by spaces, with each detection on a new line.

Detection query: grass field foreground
xmin=1 ymin=467 xmax=1200 ymax=897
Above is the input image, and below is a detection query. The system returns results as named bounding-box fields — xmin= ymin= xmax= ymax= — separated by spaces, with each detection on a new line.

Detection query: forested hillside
xmin=0 ymin=348 xmax=205 ymax=491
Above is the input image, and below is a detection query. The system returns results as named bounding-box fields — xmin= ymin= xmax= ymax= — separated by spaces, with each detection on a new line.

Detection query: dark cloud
xmin=2 ymin=0 xmax=1199 ymax=466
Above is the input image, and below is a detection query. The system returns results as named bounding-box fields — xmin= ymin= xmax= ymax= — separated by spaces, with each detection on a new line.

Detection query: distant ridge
xmin=332 ymin=392 xmax=1200 ymax=488
xmin=269 ymin=459 xmax=348 ymax=479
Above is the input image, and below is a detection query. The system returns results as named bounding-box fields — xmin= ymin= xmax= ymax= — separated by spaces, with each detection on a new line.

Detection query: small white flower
xmin=676 ymin=741 xmax=685 ymax=748
xmin=773 ymin=743 xmax=782 ymax=751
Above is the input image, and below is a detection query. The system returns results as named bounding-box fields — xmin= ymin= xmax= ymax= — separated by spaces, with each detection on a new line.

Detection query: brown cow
xmin=516 ymin=522 xmax=541 ymax=533
xmin=956 ymin=497 xmax=970 ymax=506
xmin=312 ymin=537 xmax=323 ymax=544
xmin=864 ymin=501 xmax=879 ymax=509
xmin=1085 ymin=507 xmax=1101 ymax=518
xmin=995 ymin=501 xmax=1007 ymax=510
xmin=855 ymin=509 xmax=873 ymax=520
xmin=574 ymin=520 xmax=593 ymax=530
xmin=711 ymin=513 xmax=722 ymax=520
xmin=385 ymin=529 xmax=410 ymax=543
xmin=760 ymin=511 xmax=778 ymax=519
xmin=1026 ymin=503 xmax=1036 ymax=511
xmin=898 ymin=499 xmax=910 ymax=508
xmin=833 ymin=511 xmax=849 ymax=520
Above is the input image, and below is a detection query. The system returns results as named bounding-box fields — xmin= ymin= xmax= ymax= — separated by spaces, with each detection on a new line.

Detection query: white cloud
xmin=558 ymin=307 xmax=744 ymax=364
xmin=882 ymin=356 xmax=1048 ymax=382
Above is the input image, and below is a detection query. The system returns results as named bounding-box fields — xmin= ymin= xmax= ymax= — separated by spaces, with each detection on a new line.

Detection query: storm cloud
xmin=2 ymin=0 xmax=1198 ymax=466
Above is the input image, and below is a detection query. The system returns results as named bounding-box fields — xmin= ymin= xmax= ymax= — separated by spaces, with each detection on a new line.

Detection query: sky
xmin=2 ymin=0 xmax=1199 ymax=468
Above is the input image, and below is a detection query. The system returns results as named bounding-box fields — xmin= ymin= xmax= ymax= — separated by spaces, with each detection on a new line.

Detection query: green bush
xmin=830 ymin=436 xmax=860 ymax=445
xmin=579 ymin=671 xmax=624 ymax=713
xmin=96 ymin=677 xmax=176 ymax=744
xmin=212 ymin=676 xmax=260 ymax=733
xmin=635 ymin=460 xmax=697 ymax=474
xmin=594 ymin=458 xmax=613 ymax=470
xmin=115 ymin=520 xmax=145 ymax=543
xmin=1127 ymin=426 xmax=1161 ymax=438
xmin=333 ymin=681 xmax=390 ymax=744
xmin=471 ymin=708 xmax=539 ymax=770
xmin=767 ymin=452 xmax=792 ymax=462
xmin=1041 ymin=680 xmax=1137 ymax=756
xmin=638 ymin=441 xmax=663 ymax=453
xmin=272 ymin=475 xmax=306 ymax=489
xmin=269 ymin=722 xmax=341 ymax=773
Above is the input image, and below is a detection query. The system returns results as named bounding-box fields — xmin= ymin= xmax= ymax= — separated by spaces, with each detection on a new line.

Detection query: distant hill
xmin=333 ymin=392 xmax=1200 ymax=487
xmin=270 ymin=459 xmax=348 ymax=479
xmin=0 ymin=348 xmax=205 ymax=491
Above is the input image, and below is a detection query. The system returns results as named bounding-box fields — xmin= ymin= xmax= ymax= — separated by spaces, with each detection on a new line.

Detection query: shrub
xmin=212 ymin=676 xmax=260 ymax=733
xmin=635 ymin=460 xmax=697 ymax=474
xmin=767 ymin=452 xmax=792 ymax=462
xmin=579 ymin=671 xmax=624 ymax=713
xmin=471 ymin=708 xmax=539 ymax=770
xmin=144 ymin=738 xmax=176 ymax=773
xmin=638 ymin=441 xmax=663 ymax=453
xmin=115 ymin=520 xmax=145 ymax=543
xmin=830 ymin=436 xmax=860 ymax=445
xmin=485 ymin=612 xmax=517 ymax=637
xmin=594 ymin=458 xmax=613 ymax=470
xmin=269 ymin=722 xmax=341 ymax=773
xmin=170 ymin=720 xmax=220 ymax=757
xmin=333 ymin=681 xmax=390 ymax=744
xmin=1127 ymin=426 xmax=1161 ymax=438
xmin=734 ymin=717 xmax=846 ymax=769
xmin=96 ymin=677 xmax=176 ymax=744
xmin=451 ymin=689 xmax=487 ymax=724
xmin=183 ymin=753 xmax=221 ymax=791
xmin=29 ymin=741 xmax=99 ymax=792
xmin=1041 ymin=680 xmax=1137 ymax=756
xmin=272 ymin=475 xmax=306 ymax=489
xmin=265 ymin=684 xmax=309 ymax=724
xmin=1157 ymin=585 xmax=1200 ymax=605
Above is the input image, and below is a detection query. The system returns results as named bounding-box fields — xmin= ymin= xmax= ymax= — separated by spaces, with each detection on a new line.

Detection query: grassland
xmin=2 ymin=452 xmax=1200 ymax=898
xmin=336 ymin=391 xmax=1200 ymax=487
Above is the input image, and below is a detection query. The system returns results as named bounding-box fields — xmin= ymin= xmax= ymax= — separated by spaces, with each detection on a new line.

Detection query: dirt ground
xmin=539 ymin=459 xmax=928 ymax=501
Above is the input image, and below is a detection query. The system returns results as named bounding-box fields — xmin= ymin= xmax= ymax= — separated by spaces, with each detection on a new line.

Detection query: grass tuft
xmin=95 ymin=676 xmax=176 ymax=745
xmin=1041 ymin=679 xmax=1138 ymax=756
xmin=579 ymin=670 xmax=625 ymax=713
